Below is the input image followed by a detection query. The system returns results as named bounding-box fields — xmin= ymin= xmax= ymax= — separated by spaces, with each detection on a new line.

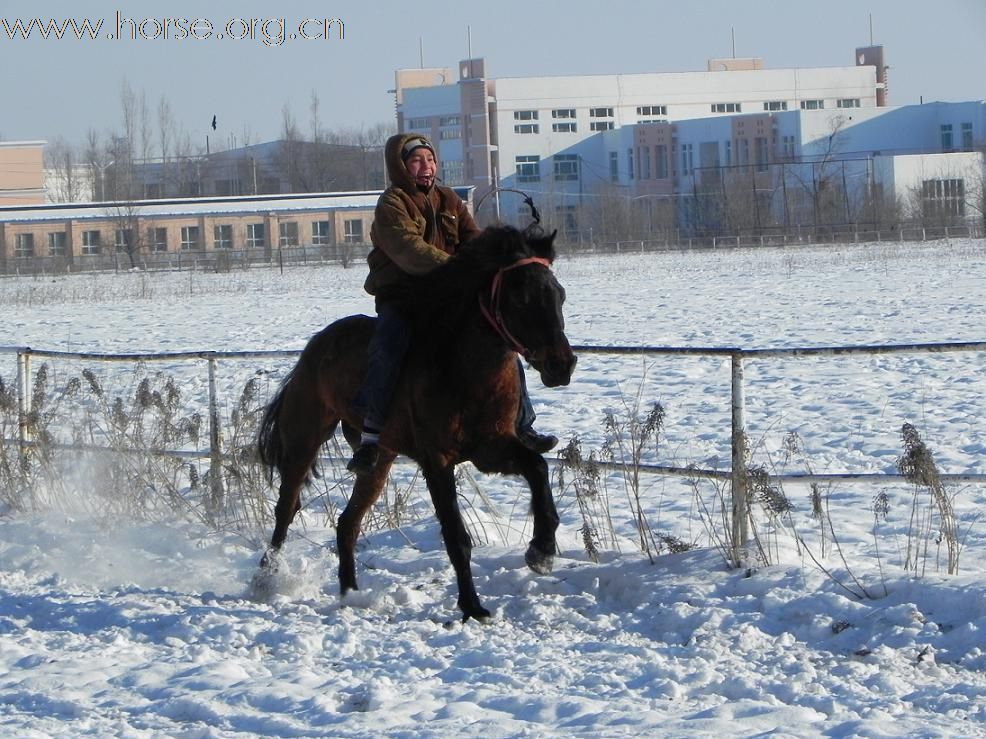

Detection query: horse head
xmin=481 ymin=226 xmax=577 ymax=388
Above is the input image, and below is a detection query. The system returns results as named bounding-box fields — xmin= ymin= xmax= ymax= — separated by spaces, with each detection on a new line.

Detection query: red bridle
xmin=478 ymin=256 xmax=553 ymax=359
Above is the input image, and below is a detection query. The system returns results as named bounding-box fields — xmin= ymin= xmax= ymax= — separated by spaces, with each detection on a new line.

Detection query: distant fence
xmin=563 ymin=223 xmax=985 ymax=254
xmin=3 ymin=223 xmax=983 ymax=276
xmin=0 ymin=242 xmax=373 ymax=277
xmin=4 ymin=339 xmax=986 ymax=566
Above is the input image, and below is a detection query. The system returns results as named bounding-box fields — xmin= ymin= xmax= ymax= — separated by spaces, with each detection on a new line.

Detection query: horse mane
xmin=412 ymin=224 xmax=555 ymax=311
xmin=404 ymin=224 xmax=555 ymax=352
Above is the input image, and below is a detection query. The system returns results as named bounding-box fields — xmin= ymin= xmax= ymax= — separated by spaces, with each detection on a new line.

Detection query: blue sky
xmin=1 ymin=0 xmax=984 ymax=148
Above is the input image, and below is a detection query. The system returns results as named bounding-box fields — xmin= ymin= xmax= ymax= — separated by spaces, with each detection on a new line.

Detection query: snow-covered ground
xmin=2 ymin=239 xmax=986 ymax=737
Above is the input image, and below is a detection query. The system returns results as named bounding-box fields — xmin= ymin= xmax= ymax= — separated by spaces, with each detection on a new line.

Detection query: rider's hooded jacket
xmin=364 ymin=132 xmax=481 ymax=306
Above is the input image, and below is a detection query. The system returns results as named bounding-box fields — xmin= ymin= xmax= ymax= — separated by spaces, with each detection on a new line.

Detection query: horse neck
xmin=417 ymin=283 xmax=514 ymax=378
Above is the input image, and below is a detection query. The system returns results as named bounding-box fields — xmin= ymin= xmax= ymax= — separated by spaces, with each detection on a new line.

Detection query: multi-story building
xmin=395 ymin=49 xmax=887 ymax=213
xmin=394 ymin=47 xmax=985 ymax=237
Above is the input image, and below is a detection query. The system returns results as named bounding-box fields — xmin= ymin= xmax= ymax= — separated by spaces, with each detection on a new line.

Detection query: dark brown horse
xmin=256 ymin=225 xmax=576 ymax=621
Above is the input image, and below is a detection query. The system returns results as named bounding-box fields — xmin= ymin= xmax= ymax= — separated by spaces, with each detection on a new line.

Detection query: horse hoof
xmin=259 ymin=549 xmax=280 ymax=573
xmin=462 ymin=606 xmax=493 ymax=624
xmin=525 ymin=544 xmax=555 ymax=575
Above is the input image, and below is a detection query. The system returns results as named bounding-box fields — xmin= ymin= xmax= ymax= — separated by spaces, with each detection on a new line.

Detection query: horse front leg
xmin=517 ymin=448 xmax=559 ymax=575
xmin=471 ymin=441 xmax=559 ymax=576
xmin=337 ymin=453 xmax=394 ymax=595
xmin=421 ymin=461 xmax=491 ymax=622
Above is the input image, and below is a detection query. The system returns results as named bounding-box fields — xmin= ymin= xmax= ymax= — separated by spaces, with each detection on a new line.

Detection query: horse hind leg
xmin=262 ymin=419 xmax=338 ymax=568
xmin=336 ymin=451 xmax=394 ymax=596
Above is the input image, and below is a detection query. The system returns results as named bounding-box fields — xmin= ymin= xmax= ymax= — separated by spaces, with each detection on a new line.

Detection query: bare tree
xmin=784 ymin=115 xmax=850 ymax=230
xmin=326 ymin=122 xmax=394 ymax=189
xmin=106 ymin=201 xmax=145 ymax=268
xmin=44 ymin=138 xmax=86 ymax=203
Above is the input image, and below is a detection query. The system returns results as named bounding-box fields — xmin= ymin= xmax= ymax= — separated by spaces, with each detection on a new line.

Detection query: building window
xmin=755 ymin=137 xmax=769 ymax=172
xmin=763 ymin=101 xmax=788 ymax=111
xmin=553 ymin=154 xmax=579 ymax=181
xmin=724 ymin=140 xmax=732 ymax=167
xmin=941 ymin=124 xmax=954 ymax=151
xmin=962 ymin=122 xmax=974 ymax=150
xmin=515 ymin=155 xmax=540 ymax=183
xmin=180 ymin=226 xmax=200 ymax=250
xmin=552 ymin=108 xmax=576 ymax=119
xmin=114 ymin=228 xmax=133 ymax=252
xmin=590 ymin=121 xmax=614 ymax=131
xmin=14 ymin=233 xmax=34 ymax=258
xmin=800 ymin=100 xmax=825 ymax=110
xmin=609 ymin=151 xmax=619 ymax=182
xmin=782 ymin=135 xmax=796 ymax=159
xmin=441 ymin=160 xmax=464 ymax=185
xmin=680 ymin=143 xmax=694 ymax=176
xmin=150 ymin=227 xmax=167 ymax=252
xmin=81 ymin=230 xmax=101 ymax=255
xmin=514 ymin=124 xmax=539 ymax=134
xmin=552 ymin=122 xmax=577 ymax=133
xmin=636 ymin=105 xmax=667 ymax=116
xmin=555 ymin=205 xmax=578 ymax=237
xmin=514 ymin=110 xmax=539 ymax=121
xmin=407 ymin=117 xmax=430 ymax=129
xmin=246 ymin=223 xmax=265 ymax=248
xmin=922 ymin=178 xmax=965 ymax=217
xmin=344 ymin=219 xmax=364 ymax=244
xmin=655 ymin=144 xmax=669 ymax=179
xmin=837 ymin=98 xmax=861 ymax=109
xmin=278 ymin=221 xmax=299 ymax=247
xmin=439 ymin=128 xmax=461 ymax=140
xmin=312 ymin=221 xmax=330 ymax=246
xmin=214 ymin=224 xmax=233 ymax=249
xmin=589 ymin=107 xmax=614 ymax=118
xmin=627 ymin=148 xmax=634 ymax=179
xmin=712 ymin=103 xmax=742 ymax=113
xmin=48 ymin=231 xmax=67 ymax=257
xmin=638 ymin=146 xmax=651 ymax=180
xmin=440 ymin=115 xmax=460 ymax=126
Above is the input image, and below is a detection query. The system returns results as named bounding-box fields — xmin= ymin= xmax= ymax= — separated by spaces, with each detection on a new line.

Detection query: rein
xmin=478 ymin=256 xmax=552 ymax=358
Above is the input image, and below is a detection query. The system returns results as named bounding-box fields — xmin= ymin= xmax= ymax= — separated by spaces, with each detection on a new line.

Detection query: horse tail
xmin=257 ymin=367 xmax=294 ymax=485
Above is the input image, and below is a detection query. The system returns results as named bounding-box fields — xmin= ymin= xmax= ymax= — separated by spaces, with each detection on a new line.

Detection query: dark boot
xmin=347 ymin=443 xmax=379 ymax=475
xmin=517 ymin=427 xmax=558 ymax=453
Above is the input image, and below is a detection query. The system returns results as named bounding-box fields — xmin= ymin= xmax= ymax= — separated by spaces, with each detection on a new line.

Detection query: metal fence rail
xmin=3 ymin=339 xmax=986 ymax=566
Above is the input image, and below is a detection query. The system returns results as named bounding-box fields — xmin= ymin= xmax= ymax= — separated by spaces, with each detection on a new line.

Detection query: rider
xmin=348 ymin=132 xmax=558 ymax=474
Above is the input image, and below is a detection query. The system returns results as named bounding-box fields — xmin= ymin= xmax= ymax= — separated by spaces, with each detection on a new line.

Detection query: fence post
xmin=16 ymin=350 xmax=32 ymax=456
xmin=730 ymin=351 xmax=749 ymax=568
xmin=206 ymin=354 xmax=225 ymax=517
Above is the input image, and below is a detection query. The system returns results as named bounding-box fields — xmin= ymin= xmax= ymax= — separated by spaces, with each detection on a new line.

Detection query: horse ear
xmin=526 ymin=228 xmax=557 ymax=262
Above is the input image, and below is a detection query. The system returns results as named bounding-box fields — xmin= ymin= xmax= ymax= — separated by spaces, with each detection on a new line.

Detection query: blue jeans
xmin=354 ymin=303 xmax=537 ymax=432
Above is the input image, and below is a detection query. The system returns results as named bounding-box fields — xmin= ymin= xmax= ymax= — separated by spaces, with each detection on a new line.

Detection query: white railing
xmin=4 ymin=340 xmax=986 ymax=566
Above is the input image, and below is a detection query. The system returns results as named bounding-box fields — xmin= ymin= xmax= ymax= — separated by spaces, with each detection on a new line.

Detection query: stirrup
xmin=347 ymin=443 xmax=379 ymax=475
xmin=518 ymin=428 xmax=558 ymax=453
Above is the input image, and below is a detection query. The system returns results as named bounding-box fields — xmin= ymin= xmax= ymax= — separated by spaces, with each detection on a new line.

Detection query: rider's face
xmin=404 ymin=148 xmax=436 ymax=187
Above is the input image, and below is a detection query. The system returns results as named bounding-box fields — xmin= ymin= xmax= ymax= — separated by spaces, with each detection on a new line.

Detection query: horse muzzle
xmin=532 ymin=345 xmax=577 ymax=387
